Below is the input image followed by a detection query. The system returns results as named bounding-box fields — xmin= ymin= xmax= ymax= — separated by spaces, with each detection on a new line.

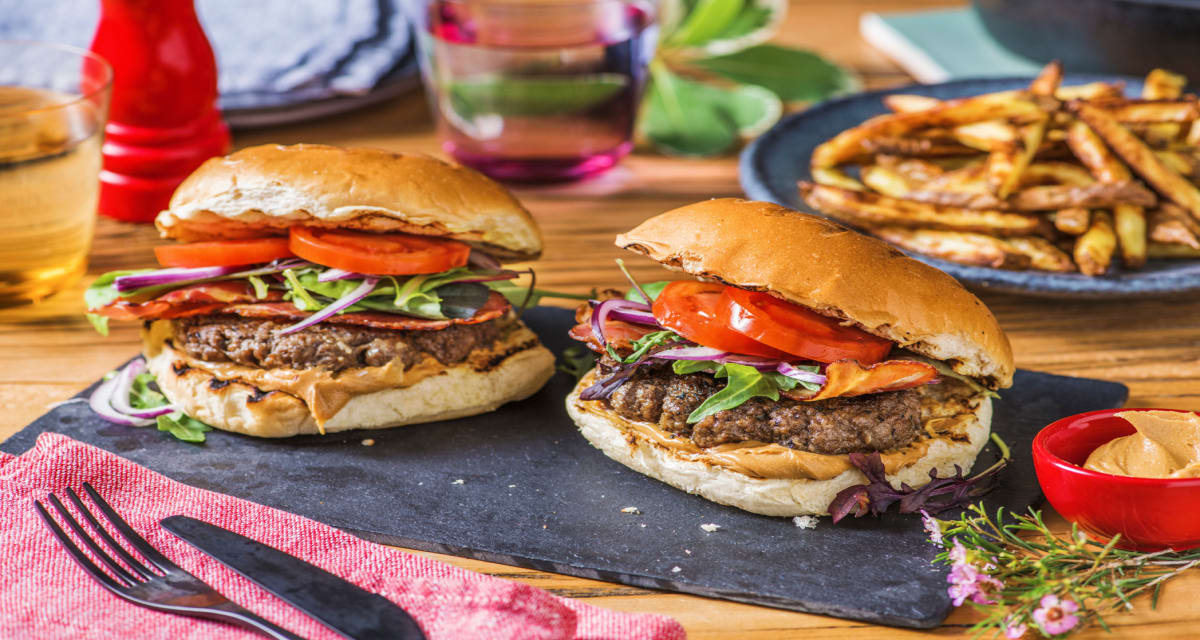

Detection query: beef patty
xmin=600 ymin=360 xmax=922 ymax=454
xmin=172 ymin=315 xmax=505 ymax=371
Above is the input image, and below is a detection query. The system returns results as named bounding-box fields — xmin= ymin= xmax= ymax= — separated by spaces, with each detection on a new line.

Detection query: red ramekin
xmin=1032 ymin=408 xmax=1200 ymax=551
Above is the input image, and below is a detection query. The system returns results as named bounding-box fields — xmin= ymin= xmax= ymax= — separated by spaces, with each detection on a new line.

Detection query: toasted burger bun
xmin=616 ymin=198 xmax=1014 ymax=389
xmin=566 ymin=373 xmax=993 ymax=517
xmin=156 ymin=144 xmax=543 ymax=261
xmin=143 ymin=320 xmax=555 ymax=438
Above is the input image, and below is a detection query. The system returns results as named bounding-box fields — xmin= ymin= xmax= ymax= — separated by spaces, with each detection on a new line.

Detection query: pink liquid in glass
xmin=418 ymin=1 xmax=656 ymax=182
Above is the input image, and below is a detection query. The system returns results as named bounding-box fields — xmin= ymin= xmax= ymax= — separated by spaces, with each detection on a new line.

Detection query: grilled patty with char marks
xmin=172 ymin=315 xmax=506 ymax=371
xmin=598 ymin=358 xmax=923 ymax=454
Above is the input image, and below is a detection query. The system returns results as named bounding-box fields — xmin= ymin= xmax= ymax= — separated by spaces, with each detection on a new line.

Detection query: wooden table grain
xmin=4 ymin=2 xmax=1199 ymax=637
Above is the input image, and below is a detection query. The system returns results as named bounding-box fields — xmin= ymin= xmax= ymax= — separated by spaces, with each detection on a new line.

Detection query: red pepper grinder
xmin=90 ymin=0 xmax=231 ymax=223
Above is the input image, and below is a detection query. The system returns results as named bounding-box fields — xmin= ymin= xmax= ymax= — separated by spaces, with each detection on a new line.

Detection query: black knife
xmin=161 ymin=515 xmax=426 ymax=640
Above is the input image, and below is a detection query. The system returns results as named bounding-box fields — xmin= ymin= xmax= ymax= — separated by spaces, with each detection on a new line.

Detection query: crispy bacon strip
xmin=792 ymin=360 xmax=939 ymax=401
xmin=93 ymin=282 xmax=283 ymax=321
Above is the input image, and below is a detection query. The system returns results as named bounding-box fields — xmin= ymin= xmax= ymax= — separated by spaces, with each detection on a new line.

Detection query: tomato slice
xmin=720 ymin=288 xmax=893 ymax=365
xmin=289 ymin=227 xmax=471 ymax=275
xmin=651 ymin=281 xmax=789 ymax=358
xmin=154 ymin=237 xmax=293 ymax=268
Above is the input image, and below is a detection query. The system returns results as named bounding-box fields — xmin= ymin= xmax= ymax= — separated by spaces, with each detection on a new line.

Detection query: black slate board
xmin=2 ymin=308 xmax=1129 ymax=628
xmin=739 ymin=75 xmax=1200 ymax=300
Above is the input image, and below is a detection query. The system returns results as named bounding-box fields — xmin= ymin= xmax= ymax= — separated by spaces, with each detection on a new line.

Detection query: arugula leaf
xmin=609 ymin=330 xmax=682 ymax=364
xmin=691 ymin=44 xmax=858 ymax=103
xmin=129 ymin=372 xmax=168 ymax=408
xmin=156 ymin=412 xmax=211 ymax=443
xmin=84 ymin=270 xmax=149 ymax=335
xmin=624 ymin=281 xmax=671 ymax=305
xmin=671 ymin=359 xmax=717 ymax=376
xmin=558 ymin=345 xmax=597 ymax=382
xmin=247 ymin=274 xmax=269 ymax=299
xmin=484 ymin=281 xmax=592 ymax=309
xmin=282 ymin=269 xmax=321 ymax=310
xmin=436 ymin=283 xmax=490 ymax=319
xmin=687 ymin=362 xmax=783 ymax=423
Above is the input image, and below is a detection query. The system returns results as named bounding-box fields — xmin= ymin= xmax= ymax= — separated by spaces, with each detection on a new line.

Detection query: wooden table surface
xmin=4 ymin=1 xmax=1200 ymax=637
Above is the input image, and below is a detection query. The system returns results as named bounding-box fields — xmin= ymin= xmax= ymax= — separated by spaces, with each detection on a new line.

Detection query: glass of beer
xmin=0 ymin=41 xmax=112 ymax=306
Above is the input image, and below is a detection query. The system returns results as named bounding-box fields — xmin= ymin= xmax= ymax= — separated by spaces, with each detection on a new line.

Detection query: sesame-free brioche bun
xmin=615 ymin=198 xmax=1014 ymax=389
xmin=155 ymin=144 xmax=543 ymax=261
xmin=566 ymin=373 xmax=993 ymax=517
xmin=142 ymin=318 xmax=555 ymax=438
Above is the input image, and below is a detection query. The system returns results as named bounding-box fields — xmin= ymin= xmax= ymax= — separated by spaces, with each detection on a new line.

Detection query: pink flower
xmin=921 ymin=510 xmax=944 ymax=546
xmin=1003 ymin=617 xmax=1028 ymax=638
xmin=1032 ymin=594 xmax=1080 ymax=636
xmin=945 ymin=539 xmax=1003 ymax=606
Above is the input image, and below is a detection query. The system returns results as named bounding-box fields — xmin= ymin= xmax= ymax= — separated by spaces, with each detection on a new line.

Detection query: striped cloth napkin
xmin=0 ymin=433 xmax=686 ymax=640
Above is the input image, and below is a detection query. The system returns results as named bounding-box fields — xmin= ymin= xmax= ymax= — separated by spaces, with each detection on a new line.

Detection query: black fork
xmin=34 ymin=482 xmax=304 ymax=640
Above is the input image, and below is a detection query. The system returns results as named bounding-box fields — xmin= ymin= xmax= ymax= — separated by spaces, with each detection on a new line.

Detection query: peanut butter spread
xmin=1084 ymin=410 xmax=1200 ymax=479
xmin=574 ymin=372 xmax=983 ymax=481
xmin=144 ymin=319 xmax=540 ymax=426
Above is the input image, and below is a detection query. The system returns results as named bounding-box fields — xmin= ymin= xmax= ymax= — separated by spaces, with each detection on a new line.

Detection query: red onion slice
xmin=777 ymin=362 xmax=827 ymax=385
xmin=317 ymin=268 xmax=362 ymax=282
xmin=651 ymin=346 xmax=727 ymax=361
xmin=276 ymin=276 xmax=379 ymax=335
xmin=607 ymin=308 xmax=660 ymax=326
xmin=468 ymin=249 xmax=502 ymax=271
xmin=108 ymin=359 xmax=177 ymax=419
xmin=589 ymin=298 xmax=652 ymax=347
xmin=114 ymin=259 xmax=314 ymax=292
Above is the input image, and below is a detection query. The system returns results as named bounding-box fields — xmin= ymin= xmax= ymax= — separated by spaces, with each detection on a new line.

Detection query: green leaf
xmin=558 ymin=346 xmax=596 ymax=382
xmin=896 ymin=352 xmax=1000 ymax=399
xmin=714 ymin=4 xmax=772 ymax=40
xmin=624 ymin=281 xmax=671 ymax=305
xmin=435 ymin=282 xmax=490 ymax=319
xmin=672 ymin=359 xmax=717 ymax=376
xmin=642 ymin=66 xmax=781 ymax=156
xmin=156 ymin=412 xmax=211 ymax=443
xmin=691 ymin=44 xmax=858 ymax=103
xmin=84 ymin=270 xmax=150 ymax=335
xmin=449 ymin=73 xmax=628 ymax=118
xmin=129 ymin=372 xmax=168 ymax=408
xmin=668 ymin=0 xmax=745 ymax=46
xmin=247 ymin=274 xmax=269 ymax=299
xmin=485 ymin=280 xmax=592 ymax=309
xmin=282 ymin=269 xmax=321 ymax=311
xmin=687 ymin=362 xmax=781 ymax=423
xmin=613 ymin=330 xmax=683 ymax=364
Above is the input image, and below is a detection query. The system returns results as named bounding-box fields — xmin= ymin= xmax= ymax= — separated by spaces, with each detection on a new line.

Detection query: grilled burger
xmin=87 ymin=144 xmax=555 ymax=437
xmin=565 ymin=199 xmax=1014 ymax=516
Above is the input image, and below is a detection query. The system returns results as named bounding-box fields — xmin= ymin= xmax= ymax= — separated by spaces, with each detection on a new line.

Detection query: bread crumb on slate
xmin=361 ymin=438 xmax=375 ymax=446
xmin=508 ymin=484 xmax=517 ymax=488
xmin=793 ymin=515 xmax=819 ymax=529
xmin=700 ymin=523 xmax=721 ymax=533
xmin=671 ymin=566 xmax=682 ymax=573
xmin=451 ymin=479 xmax=465 ymax=485
xmin=620 ymin=506 xmax=641 ymax=514
xmin=640 ymin=523 xmax=647 ymax=528
xmin=684 ymin=549 xmax=692 ymax=555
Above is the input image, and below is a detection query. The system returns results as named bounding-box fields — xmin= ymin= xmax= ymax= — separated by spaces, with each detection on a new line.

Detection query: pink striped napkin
xmin=0 ymin=433 xmax=686 ymax=640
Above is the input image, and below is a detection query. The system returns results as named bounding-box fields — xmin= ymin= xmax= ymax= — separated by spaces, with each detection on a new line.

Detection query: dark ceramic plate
xmin=739 ymin=75 xmax=1200 ymax=299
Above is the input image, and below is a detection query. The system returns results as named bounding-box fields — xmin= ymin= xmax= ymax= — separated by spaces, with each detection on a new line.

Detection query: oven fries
xmin=799 ymin=182 xmax=1047 ymax=235
xmin=801 ymin=63 xmax=1200 ymax=276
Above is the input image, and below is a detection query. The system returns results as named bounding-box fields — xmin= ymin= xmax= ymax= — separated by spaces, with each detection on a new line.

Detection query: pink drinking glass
xmin=406 ymin=0 xmax=657 ymax=182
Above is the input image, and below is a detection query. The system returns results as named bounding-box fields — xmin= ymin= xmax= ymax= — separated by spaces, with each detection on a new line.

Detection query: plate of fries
xmin=739 ymin=63 xmax=1200 ymax=298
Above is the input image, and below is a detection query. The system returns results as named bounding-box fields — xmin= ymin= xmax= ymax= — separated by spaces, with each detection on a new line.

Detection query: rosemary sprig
xmin=925 ymin=504 xmax=1200 ymax=638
